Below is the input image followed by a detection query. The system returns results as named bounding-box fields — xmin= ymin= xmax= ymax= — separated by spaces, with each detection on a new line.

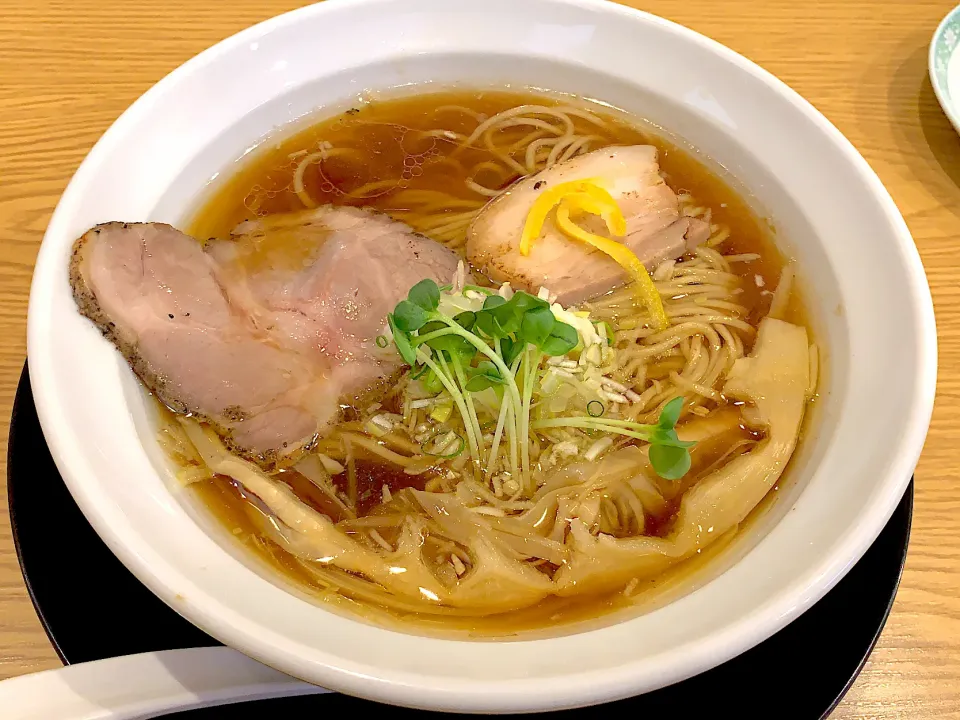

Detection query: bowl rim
xmin=27 ymin=0 xmax=937 ymax=711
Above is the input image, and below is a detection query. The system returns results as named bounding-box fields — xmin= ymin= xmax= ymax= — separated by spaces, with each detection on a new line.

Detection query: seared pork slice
xmin=70 ymin=210 xmax=462 ymax=468
xmin=466 ymin=145 xmax=711 ymax=305
xmin=70 ymin=222 xmax=332 ymax=465
xmin=210 ymin=205 xmax=467 ymax=399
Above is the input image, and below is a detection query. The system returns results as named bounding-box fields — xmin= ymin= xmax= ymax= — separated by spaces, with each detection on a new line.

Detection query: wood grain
xmin=0 ymin=0 xmax=958 ymax=716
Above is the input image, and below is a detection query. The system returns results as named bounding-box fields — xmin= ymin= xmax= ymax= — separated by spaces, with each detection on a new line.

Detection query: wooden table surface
xmin=1 ymin=0 xmax=959 ymax=716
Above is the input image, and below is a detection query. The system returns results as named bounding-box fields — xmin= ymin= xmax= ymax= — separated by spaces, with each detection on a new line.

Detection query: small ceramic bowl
xmin=930 ymin=4 xmax=960 ymax=132
xmin=27 ymin=0 xmax=936 ymax=712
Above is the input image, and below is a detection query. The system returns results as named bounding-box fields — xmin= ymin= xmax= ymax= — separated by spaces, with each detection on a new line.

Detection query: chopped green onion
xmin=587 ymin=400 xmax=605 ymax=417
xmin=375 ymin=335 xmax=388 ymax=348
xmin=421 ymin=433 xmax=465 ymax=458
xmin=600 ymin=321 xmax=615 ymax=346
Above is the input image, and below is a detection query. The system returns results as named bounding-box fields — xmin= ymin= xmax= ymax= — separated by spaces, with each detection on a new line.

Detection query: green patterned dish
xmin=931 ymin=4 xmax=960 ymax=132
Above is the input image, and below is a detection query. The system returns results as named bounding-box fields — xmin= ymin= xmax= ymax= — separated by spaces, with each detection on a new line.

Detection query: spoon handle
xmin=1 ymin=646 xmax=328 ymax=719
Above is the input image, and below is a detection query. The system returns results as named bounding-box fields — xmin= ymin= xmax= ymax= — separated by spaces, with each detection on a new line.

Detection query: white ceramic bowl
xmin=27 ymin=0 xmax=936 ymax=712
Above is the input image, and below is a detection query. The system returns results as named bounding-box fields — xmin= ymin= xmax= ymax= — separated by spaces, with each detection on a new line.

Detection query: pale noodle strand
xmin=461 ymin=105 xmax=577 ymax=146
xmin=292 ymin=147 xmax=363 ymax=208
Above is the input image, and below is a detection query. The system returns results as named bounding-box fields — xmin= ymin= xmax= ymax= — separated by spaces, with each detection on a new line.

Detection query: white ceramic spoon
xmin=1 ymin=646 xmax=329 ymax=719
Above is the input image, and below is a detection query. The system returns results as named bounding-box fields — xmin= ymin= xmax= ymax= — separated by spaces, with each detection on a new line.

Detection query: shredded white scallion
xmin=317 ymin=453 xmax=344 ymax=475
xmin=584 ymin=437 xmax=613 ymax=461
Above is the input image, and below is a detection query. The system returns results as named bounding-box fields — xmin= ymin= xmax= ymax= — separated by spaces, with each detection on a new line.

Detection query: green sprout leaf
xmin=647 ymin=397 xmax=695 ymax=449
xmin=418 ymin=320 xmax=474 ymax=360
xmin=476 ymin=295 xmax=521 ymax=338
xmin=417 ymin=320 xmax=445 ymax=336
xmin=387 ymin=314 xmax=416 ymax=365
xmin=520 ymin=305 xmax=556 ymax=347
xmin=474 ymin=299 xmax=501 ymax=338
xmin=408 ymin=279 xmax=440 ymax=311
xmin=392 ymin=300 xmax=427 ymax=332
xmin=658 ymin=397 xmax=684 ymax=431
xmin=649 ymin=443 xmax=692 ymax=480
xmin=648 ymin=399 xmax=694 ymax=478
xmin=476 ymin=291 xmax=552 ymax=344
xmin=500 ymin=337 xmax=524 ymax=367
xmin=475 ymin=312 xmax=506 ymax=339
xmin=488 ymin=293 xmax=542 ymax=335
xmin=454 ymin=311 xmax=476 ymax=331
xmin=465 ymin=375 xmax=500 ymax=392
xmin=464 ymin=361 xmax=505 ymax=392
xmin=511 ymin=291 xmax=546 ymax=314
xmin=540 ymin=321 xmax=579 ymax=356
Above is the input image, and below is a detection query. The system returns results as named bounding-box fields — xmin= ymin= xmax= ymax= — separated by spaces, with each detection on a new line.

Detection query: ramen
xmin=68 ymin=89 xmax=817 ymax=637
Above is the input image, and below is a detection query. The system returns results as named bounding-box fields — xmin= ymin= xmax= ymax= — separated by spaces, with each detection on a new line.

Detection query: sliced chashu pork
xmin=70 ymin=208 xmax=462 ymax=468
xmin=210 ymin=206 xmax=466 ymax=373
xmin=466 ymin=145 xmax=711 ymax=305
